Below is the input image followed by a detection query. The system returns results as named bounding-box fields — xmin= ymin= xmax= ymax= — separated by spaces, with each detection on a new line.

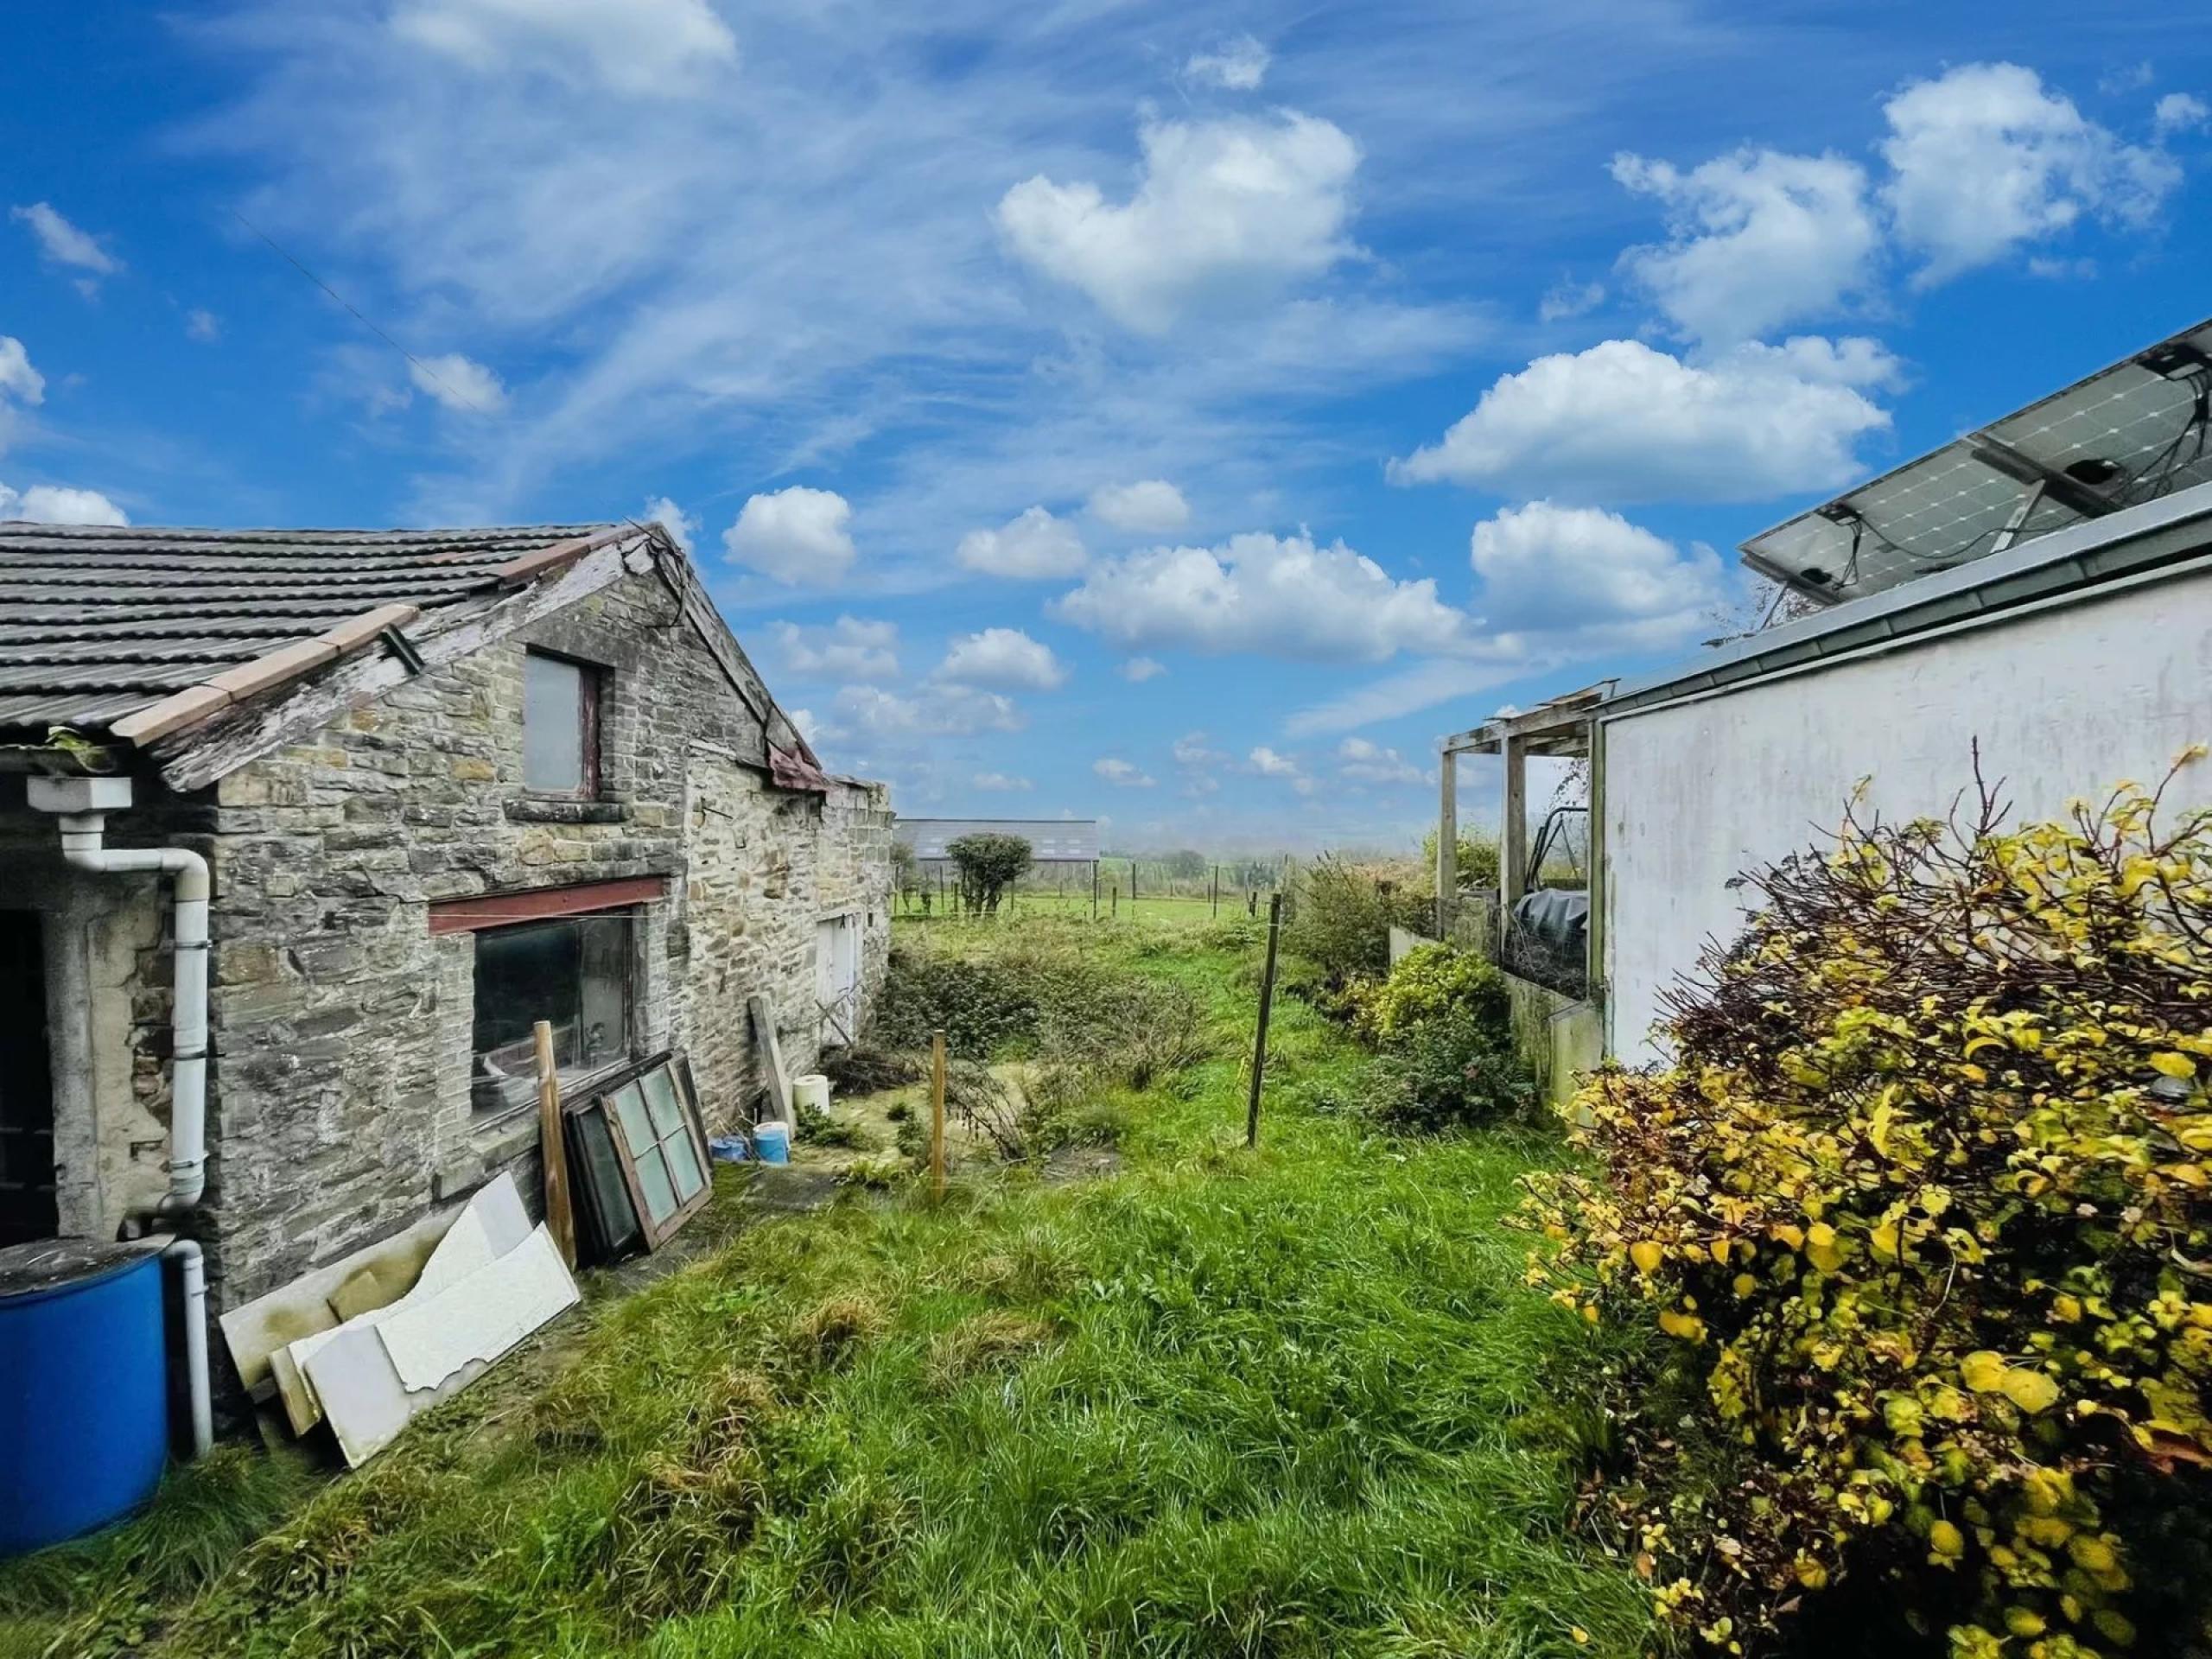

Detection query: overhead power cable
xmin=228 ymin=207 xmax=500 ymax=418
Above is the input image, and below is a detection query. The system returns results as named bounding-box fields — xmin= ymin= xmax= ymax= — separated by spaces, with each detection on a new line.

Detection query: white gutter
xmin=25 ymin=774 xmax=213 ymax=1458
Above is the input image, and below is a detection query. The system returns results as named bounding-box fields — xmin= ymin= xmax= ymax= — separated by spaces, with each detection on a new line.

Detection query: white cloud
xmin=1389 ymin=336 xmax=1899 ymax=503
xmin=0 ymin=337 xmax=42 ymax=456
xmin=1173 ymin=731 xmax=1224 ymax=766
xmin=998 ymin=111 xmax=1360 ymax=333
xmin=786 ymin=706 xmax=832 ymax=746
xmin=1470 ymin=499 xmax=1726 ymax=643
xmin=1611 ymin=148 xmax=1878 ymax=345
xmin=191 ymin=3 xmax=1503 ymax=570
xmin=0 ymin=482 xmax=129 ymax=526
xmin=641 ymin=493 xmax=697 ymax=551
xmin=1087 ymin=479 xmax=1190 ymax=533
xmin=1279 ymin=505 xmax=1734 ymax=741
xmin=1120 ymin=657 xmax=1166 ymax=682
xmin=834 ymin=683 xmax=1021 ymax=739
xmin=0 ymin=337 xmax=43 ymax=408
xmin=723 ymin=486 xmax=856 ymax=583
xmin=1284 ymin=659 xmax=1530 ymax=738
xmin=2156 ymin=92 xmax=2210 ymax=136
xmin=937 ymin=626 xmax=1068 ymax=691
xmin=1055 ymin=531 xmax=1467 ymax=662
xmin=1094 ymin=757 xmax=1155 ymax=787
xmin=2026 ymin=255 xmax=2097 ymax=281
xmin=408 ymin=352 xmax=508 ymax=413
xmin=1185 ymin=35 xmax=1269 ymax=91
xmin=1880 ymin=61 xmax=2181 ymax=286
xmin=771 ymin=615 xmax=900 ymax=683
xmin=956 ymin=505 xmax=1087 ymax=578
xmin=1247 ymin=746 xmax=1315 ymax=795
xmin=391 ymin=0 xmax=737 ymax=96
xmin=1538 ymin=278 xmax=1605 ymax=323
xmin=1337 ymin=737 xmax=1425 ymax=786
xmin=973 ymin=772 xmax=1033 ymax=792
xmin=12 ymin=203 xmax=121 ymax=279
xmin=186 ymin=308 xmax=222 ymax=342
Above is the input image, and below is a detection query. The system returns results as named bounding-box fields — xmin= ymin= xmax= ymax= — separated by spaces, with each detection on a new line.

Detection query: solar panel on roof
xmin=1743 ymin=317 xmax=2212 ymax=601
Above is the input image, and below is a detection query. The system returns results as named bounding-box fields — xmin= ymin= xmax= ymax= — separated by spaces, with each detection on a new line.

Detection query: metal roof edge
xmin=1605 ymin=479 xmax=2212 ymax=715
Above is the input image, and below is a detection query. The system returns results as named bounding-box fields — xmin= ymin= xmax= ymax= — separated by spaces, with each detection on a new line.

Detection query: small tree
xmin=945 ymin=832 xmax=1033 ymax=915
xmin=1421 ymin=830 xmax=1502 ymax=892
xmin=890 ymin=842 xmax=919 ymax=910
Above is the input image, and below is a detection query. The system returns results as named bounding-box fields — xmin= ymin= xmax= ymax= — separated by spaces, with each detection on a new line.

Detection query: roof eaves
xmin=108 ymin=603 xmax=422 ymax=746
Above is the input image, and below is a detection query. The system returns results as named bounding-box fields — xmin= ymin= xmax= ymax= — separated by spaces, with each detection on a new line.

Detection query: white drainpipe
xmin=26 ymin=774 xmax=214 ymax=1458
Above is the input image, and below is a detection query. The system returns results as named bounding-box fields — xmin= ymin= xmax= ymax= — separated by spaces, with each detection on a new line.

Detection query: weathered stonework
xmin=1 ymin=556 xmax=890 ymax=1356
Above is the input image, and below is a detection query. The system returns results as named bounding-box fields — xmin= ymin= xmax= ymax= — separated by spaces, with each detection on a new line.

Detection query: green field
xmin=899 ymin=890 xmax=1243 ymax=925
xmin=0 ymin=912 xmax=1646 ymax=1659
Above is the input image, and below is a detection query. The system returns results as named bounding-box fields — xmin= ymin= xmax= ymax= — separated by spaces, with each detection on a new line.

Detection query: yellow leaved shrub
xmin=1518 ymin=753 xmax=2212 ymax=1656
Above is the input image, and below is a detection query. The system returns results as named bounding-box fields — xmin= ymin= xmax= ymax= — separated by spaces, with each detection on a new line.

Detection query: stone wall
xmin=5 ymin=559 xmax=889 ymax=1325
xmin=0 ymin=796 xmax=181 ymax=1237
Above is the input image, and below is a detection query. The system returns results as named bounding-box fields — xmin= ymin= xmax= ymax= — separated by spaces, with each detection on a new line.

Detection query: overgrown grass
xmin=1 ymin=913 xmax=1649 ymax=1658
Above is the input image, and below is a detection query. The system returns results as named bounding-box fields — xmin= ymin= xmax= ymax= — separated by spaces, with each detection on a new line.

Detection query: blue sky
xmin=3 ymin=3 xmax=2207 ymax=850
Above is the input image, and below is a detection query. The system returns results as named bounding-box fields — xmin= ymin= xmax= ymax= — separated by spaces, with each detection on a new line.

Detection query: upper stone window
xmin=523 ymin=649 xmax=601 ymax=796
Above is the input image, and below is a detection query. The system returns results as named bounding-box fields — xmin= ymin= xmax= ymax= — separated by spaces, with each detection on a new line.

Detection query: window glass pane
xmin=610 ymin=1083 xmax=652 ymax=1153
xmin=664 ymin=1125 xmax=705 ymax=1202
xmin=576 ymin=917 xmax=631 ymax=1069
xmin=471 ymin=920 xmax=581 ymax=1109
xmin=469 ymin=909 xmax=637 ymax=1114
xmin=575 ymin=1105 xmax=642 ymax=1256
xmin=640 ymin=1066 xmax=683 ymax=1137
xmin=524 ymin=653 xmax=586 ymax=791
xmin=634 ymin=1145 xmax=677 ymax=1223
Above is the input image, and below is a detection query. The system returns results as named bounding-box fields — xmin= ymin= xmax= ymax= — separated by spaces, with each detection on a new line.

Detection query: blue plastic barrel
xmin=0 ymin=1237 xmax=170 ymax=1555
xmin=754 ymin=1120 xmax=791 ymax=1165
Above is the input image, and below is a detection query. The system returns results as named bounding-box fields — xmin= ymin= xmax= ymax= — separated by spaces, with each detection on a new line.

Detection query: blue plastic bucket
xmin=754 ymin=1121 xmax=791 ymax=1165
xmin=0 ymin=1238 xmax=169 ymax=1556
xmin=708 ymin=1134 xmax=751 ymax=1163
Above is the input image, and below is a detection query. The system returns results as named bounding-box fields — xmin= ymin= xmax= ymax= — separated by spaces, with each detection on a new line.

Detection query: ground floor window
xmin=471 ymin=911 xmax=635 ymax=1114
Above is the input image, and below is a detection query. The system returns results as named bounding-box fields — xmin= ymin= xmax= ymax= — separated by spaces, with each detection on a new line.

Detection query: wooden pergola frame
xmin=1435 ymin=683 xmax=1611 ymax=969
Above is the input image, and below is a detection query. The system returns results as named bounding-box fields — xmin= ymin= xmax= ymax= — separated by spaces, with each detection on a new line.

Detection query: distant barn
xmin=893 ymin=817 xmax=1099 ymax=864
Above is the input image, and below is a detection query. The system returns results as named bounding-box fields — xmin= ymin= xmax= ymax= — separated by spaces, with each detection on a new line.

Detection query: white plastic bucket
xmin=792 ymin=1074 xmax=831 ymax=1116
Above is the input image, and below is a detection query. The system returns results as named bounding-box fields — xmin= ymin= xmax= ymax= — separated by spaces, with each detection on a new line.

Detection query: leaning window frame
xmin=522 ymin=646 xmax=604 ymax=800
xmin=565 ymin=1052 xmax=712 ymax=1253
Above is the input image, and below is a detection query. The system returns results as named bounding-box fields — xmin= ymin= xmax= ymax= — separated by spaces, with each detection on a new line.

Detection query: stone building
xmin=0 ymin=519 xmax=890 ymax=1326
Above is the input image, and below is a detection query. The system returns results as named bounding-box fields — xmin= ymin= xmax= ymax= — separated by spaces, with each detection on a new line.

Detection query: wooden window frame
xmin=429 ymin=875 xmax=664 ymax=935
xmin=524 ymin=646 xmax=604 ymax=800
xmin=566 ymin=1051 xmax=712 ymax=1252
xmin=460 ymin=902 xmax=646 ymax=1117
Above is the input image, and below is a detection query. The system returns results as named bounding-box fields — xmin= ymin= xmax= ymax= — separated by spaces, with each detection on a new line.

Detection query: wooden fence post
xmin=1246 ymin=893 xmax=1283 ymax=1148
xmin=532 ymin=1020 xmax=576 ymax=1268
xmin=930 ymin=1029 xmax=948 ymax=1201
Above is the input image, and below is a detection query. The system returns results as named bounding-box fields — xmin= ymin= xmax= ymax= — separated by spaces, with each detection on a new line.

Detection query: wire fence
xmin=897 ymin=855 xmax=1291 ymax=920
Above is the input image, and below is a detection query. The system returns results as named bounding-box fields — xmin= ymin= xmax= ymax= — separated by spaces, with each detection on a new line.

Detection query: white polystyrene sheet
xmin=302 ymin=1224 xmax=579 ymax=1467
xmin=276 ymin=1173 xmax=531 ymax=1433
xmin=375 ymin=1224 xmax=579 ymax=1394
